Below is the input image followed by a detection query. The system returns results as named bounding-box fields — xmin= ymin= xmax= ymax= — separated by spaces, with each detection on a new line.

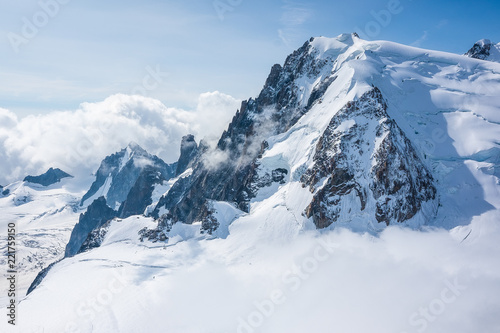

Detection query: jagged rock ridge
xmin=26 ymin=260 xmax=62 ymax=295
xmin=148 ymin=33 xmax=443 ymax=235
xmin=152 ymin=36 xmax=342 ymax=232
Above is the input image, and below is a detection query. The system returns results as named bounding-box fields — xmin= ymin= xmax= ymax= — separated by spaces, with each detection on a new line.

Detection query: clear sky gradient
xmin=1 ymin=0 xmax=499 ymax=116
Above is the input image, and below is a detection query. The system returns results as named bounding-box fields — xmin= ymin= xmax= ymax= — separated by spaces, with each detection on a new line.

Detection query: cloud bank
xmin=0 ymin=92 xmax=241 ymax=185
xmin=123 ymin=212 xmax=500 ymax=333
xmin=11 ymin=210 xmax=500 ymax=332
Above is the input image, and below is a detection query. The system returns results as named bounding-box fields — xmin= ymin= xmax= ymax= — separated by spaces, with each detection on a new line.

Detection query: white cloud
xmin=144 ymin=212 xmax=500 ymax=333
xmin=412 ymin=31 xmax=429 ymax=47
xmin=280 ymin=4 xmax=313 ymax=26
xmin=0 ymin=108 xmax=18 ymax=128
xmin=15 ymin=210 xmax=500 ymax=332
xmin=201 ymin=145 xmax=232 ymax=171
xmin=278 ymin=2 xmax=314 ymax=46
xmin=0 ymin=92 xmax=241 ymax=185
xmin=192 ymin=91 xmax=242 ymax=144
xmin=437 ymin=19 xmax=449 ymax=29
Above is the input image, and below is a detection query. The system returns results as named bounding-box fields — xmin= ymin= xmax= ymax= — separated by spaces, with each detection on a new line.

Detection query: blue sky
xmin=1 ymin=0 xmax=499 ymax=116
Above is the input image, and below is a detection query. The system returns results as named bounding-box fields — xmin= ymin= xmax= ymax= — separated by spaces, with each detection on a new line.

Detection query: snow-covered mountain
xmin=3 ymin=33 xmax=500 ymax=333
xmin=149 ymin=33 xmax=499 ymax=237
xmin=465 ymin=39 xmax=500 ymax=62
xmin=66 ymin=142 xmax=179 ymax=257
xmin=80 ymin=142 xmax=176 ymax=210
xmin=0 ymin=143 xmax=180 ymax=298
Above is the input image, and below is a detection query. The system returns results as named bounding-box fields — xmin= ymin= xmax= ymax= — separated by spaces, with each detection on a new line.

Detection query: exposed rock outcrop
xmin=301 ymin=88 xmax=436 ymax=228
xmin=65 ymin=197 xmax=116 ymax=257
xmin=465 ymin=39 xmax=500 ymax=62
xmin=175 ymin=135 xmax=198 ymax=176
xmin=118 ymin=166 xmax=166 ymax=218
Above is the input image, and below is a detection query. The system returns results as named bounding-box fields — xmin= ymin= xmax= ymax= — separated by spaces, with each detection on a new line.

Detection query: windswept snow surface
xmin=2 ymin=34 xmax=500 ymax=332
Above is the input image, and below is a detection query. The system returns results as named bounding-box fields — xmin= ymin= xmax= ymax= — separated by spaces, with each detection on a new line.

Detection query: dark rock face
xmin=175 ymin=135 xmax=198 ymax=176
xmin=272 ymin=168 xmax=288 ymax=184
xmin=465 ymin=40 xmax=492 ymax=60
xmin=139 ymin=226 xmax=167 ymax=242
xmin=23 ymin=168 xmax=72 ymax=186
xmin=81 ymin=142 xmax=176 ymax=209
xmin=301 ymin=88 xmax=436 ymax=229
xmin=65 ymin=197 xmax=116 ymax=257
xmin=118 ymin=166 xmax=165 ymax=218
xmin=78 ymin=220 xmax=112 ymax=254
xmin=152 ymin=174 xmax=193 ymax=218
xmin=152 ymin=38 xmax=337 ymax=231
xmin=80 ymin=150 xmax=123 ymax=206
xmin=26 ymin=260 xmax=62 ymax=295
xmin=80 ymin=166 xmax=166 ymax=252
xmin=64 ymin=144 xmax=178 ymax=258
xmin=246 ymin=167 xmax=289 ymax=194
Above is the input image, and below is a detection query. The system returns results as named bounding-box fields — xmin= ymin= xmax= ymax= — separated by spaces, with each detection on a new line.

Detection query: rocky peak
xmin=151 ymin=35 xmax=351 ymax=232
xmin=80 ymin=143 xmax=176 ymax=209
xmin=465 ymin=39 xmax=500 ymax=62
xmin=466 ymin=39 xmax=492 ymax=60
xmin=175 ymin=135 xmax=198 ymax=176
xmin=126 ymin=141 xmax=144 ymax=152
xmin=23 ymin=168 xmax=73 ymax=186
xmin=62 ymin=143 xmax=180 ymax=261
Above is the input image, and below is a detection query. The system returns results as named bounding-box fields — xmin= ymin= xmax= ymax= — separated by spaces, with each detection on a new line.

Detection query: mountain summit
xmin=65 ymin=143 xmax=177 ymax=257
xmin=465 ymin=39 xmax=500 ymax=62
xmin=80 ymin=142 xmax=176 ymax=209
xmin=149 ymin=33 xmax=499 ymax=236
